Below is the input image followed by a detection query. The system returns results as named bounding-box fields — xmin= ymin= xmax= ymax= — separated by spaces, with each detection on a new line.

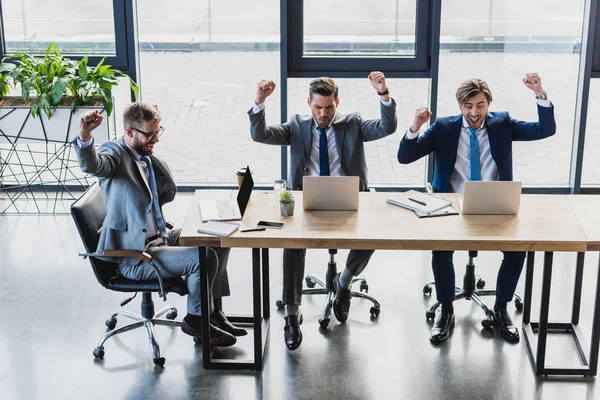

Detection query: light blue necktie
xmin=468 ymin=127 xmax=481 ymax=181
xmin=141 ymin=156 xmax=167 ymax=237
xmin=317 ymin=126 xmax=330 ymax=176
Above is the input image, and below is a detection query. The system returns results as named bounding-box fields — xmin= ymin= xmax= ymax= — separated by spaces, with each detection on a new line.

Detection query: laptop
xmin=198 ymin=165 xmax=254 ymax=221
xmin=303 ymin=176 xmax=360 ymax=211
xmin=461 ymin=181 xmax=522 ymax=215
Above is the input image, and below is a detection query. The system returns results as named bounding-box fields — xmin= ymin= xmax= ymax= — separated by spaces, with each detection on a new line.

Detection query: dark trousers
xmin=431 ymin=250 xmax=526 ymax=304
xmin=282 ymin=248 xmax=375 ymax=306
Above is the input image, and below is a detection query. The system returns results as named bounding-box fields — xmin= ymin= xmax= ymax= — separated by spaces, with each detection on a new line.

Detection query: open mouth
xmin=468 ymin=117 xmax=480 ymax=126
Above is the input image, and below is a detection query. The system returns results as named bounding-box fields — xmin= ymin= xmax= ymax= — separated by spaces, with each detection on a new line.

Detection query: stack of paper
xmin=387 ymin=190 xmax=453 ymax=216
xmin=197 ymin=221 xmax=239 ymax=237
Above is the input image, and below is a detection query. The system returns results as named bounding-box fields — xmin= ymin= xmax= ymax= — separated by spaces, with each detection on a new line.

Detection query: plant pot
xmin=280 ymin=201 xmax=295 ymax=216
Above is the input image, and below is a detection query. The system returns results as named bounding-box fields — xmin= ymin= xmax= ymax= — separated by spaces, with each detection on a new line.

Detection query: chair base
xmin=423 ymin=252 xmax=523 ymax=329
xmin=93 ymin=302 xmax=181 ymax=366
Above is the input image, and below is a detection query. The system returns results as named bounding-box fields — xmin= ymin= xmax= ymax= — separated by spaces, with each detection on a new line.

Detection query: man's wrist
xmin=78 ymin=132 xmax=92 ymax=141
xmin=377 ymin=88 xmax=389 ymax=96
xmin=255 ymin=97 xmax=265 ymax=105
xmin=534 ymin=90 xmax=546 ymax=98
xmin=409 ymin=125 xmax=420 ymax=134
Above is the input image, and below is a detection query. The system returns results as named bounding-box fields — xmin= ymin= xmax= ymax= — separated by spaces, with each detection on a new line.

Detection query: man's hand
xmin=78 ymin=110 xmax=103 ymax=142
xmin=410 ymin=107 xmax=432 ymax=133
xmin=523 ymin=73 xmax=544 ymax=96
xmin=255 ymin=80 xmax=276 ymax=104
xmin=368 ymin=71 xmax=388 ymax=99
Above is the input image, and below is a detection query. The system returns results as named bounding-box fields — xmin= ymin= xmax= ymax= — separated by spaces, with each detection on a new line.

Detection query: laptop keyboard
xmin=215 ymin=199 xmax=239 ymax=219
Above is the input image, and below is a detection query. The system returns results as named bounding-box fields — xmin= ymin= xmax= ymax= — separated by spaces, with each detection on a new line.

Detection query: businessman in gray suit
xmin=74 ymin=101 xmax=246 ymax=347
xmin=248 ymin=73 xmax=397 ymax=350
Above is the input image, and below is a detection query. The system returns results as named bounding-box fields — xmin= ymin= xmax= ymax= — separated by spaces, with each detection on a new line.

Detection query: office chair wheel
xmin=476 ymin=279 xmax=486 ymax=289
xmin=370 ymin=307 xmax=380 ymax=318
xmin=105 ymin=316 xmax=117 ymax=330
xmin=153 ymin=357 xmax=165 ymax=367
xmin=319 ymin=318 xmax=330 ymax=328
xmin=423 ymin=285 xmax=432 ymax=295
xmin=425 ymin=310 xmax=436 ymax=320
xmin=193 ymin=336 xmax=201 ymax=345
xmin=515 ymin=298 xmax=523 ymax=311
xmin=360 ymin=282 xmax=369 ymax=293
xmin=481 ymin=319 xmax=494 ymax=330
xmin=166 ymin=308 xmax=178 ymax=320
xmin=305 ymin=276 xmax=316 ymax=288
xmin=93 ymin=346 xmax=105 ymax=359
xmin=276 ymin=300 xmax=285 ymax=309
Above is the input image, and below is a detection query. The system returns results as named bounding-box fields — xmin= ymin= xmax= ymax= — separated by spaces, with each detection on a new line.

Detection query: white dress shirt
xmin=77 ymin=137 xmax=160 ymax=238
xmin=404 ymin=99 xmax=551 ymax=193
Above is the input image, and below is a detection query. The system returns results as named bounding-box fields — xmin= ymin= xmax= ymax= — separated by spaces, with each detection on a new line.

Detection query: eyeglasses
xmin=130 ymin=126 xmax=164 ymax=139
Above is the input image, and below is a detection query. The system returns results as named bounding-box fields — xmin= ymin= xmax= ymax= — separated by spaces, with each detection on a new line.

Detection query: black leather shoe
xmin=333 ymin=273 xmax=352 ymax=323
xmin=283 ymin=314 xmax=303 ymax=351
xmin=181 ymin=317 xmax=237 ymax=347
xmin=210 ymin=310 xmax=248 ymax=336
xmin=495 ymin=309 xmax=519 ymax=342
xmin=430 ymin=310 xmax=455 ymax=343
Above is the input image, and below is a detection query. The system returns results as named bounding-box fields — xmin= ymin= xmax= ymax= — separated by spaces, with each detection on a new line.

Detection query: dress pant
xmin=282 ymin=248 xmax=375 ymax=306
xmin=431 ymin=250 xmax=526 ymax=304
xmin=118 ymin=228 xmax=231 ymax=315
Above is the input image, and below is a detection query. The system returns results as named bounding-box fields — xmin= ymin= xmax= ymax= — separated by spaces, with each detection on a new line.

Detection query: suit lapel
xmin=485 ymin=112 xmax=498 ymax=161
xmin=118 ymin=137 xmax=151 ymax=196
xmin=332 ymin=113 xmax=346 ymax=164
xmin=302 ymin=117 xmax=313 ymax=160
xmin=448 ymin=115 xmax=462 ymax=168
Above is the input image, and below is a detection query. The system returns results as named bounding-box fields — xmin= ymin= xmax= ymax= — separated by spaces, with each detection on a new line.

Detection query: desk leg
xmin=198 ymin=246 xmax=212 ymax=369
xmin=571 ymin=252 xmax=585 ymax=325
xmin=262 ymin=248 xmax=270 ymax=320
xmin=588 ymin=254 xmax=600 ymax=375
xmin=523 ymin=251 xmax=535 ymax=324
xmin=535 ymin=251 xmax=553 ymax=375
xmin=252 ymin=248 xmax=263 ymax=370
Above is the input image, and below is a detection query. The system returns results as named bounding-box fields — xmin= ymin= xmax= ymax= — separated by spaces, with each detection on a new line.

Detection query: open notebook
xmin=387 ymin=190 xmax=452 ymax=215
xmin=197 ymin=221 xmax=239 ymax=237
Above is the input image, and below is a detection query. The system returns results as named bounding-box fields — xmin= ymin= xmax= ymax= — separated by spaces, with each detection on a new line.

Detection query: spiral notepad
xmin=197 ymin=220 xmax=239 ymax=237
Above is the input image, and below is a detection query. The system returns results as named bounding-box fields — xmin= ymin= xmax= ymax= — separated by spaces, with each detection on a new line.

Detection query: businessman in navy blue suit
xmin=397 ymin=74 xmax=556 ymax=343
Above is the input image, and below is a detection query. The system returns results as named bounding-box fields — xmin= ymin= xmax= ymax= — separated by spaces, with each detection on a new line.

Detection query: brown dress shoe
xmin=210 ymin=310 xmax=248 ymax=336
xmin=181 ymin=316 xmax=236 ymax=347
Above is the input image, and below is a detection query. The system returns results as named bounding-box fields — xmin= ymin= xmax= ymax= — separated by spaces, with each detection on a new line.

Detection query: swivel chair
xmin=423 ymin=250 xmax=523 ymax=329
xmin=276 ymin=249 xmax=381 ymax=328
xmin=71 ymin=183 xmax=188 ymax=366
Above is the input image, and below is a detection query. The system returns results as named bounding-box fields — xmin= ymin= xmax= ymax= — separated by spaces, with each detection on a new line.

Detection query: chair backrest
xmin=71 ymin=183 xmax=119 ymax=287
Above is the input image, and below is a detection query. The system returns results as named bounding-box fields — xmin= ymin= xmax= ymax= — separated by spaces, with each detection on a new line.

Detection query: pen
xmin=240 ymin=227 xmax=267 ymax=233
xmin=408 ymin=197 xmax=427 ymax=207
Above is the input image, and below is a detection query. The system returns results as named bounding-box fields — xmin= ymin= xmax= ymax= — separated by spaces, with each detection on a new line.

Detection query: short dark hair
xmin=455 ymin=79 xmax=493 ymax=106
xmin=122 ymin=101 xmax=161 ymax=129
xmin=309 ymin=77 xmax=339 ymax=100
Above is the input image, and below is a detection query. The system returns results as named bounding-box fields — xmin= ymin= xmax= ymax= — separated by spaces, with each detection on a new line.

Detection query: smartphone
xmin=257 ymin=220 xmax=284 ymax=229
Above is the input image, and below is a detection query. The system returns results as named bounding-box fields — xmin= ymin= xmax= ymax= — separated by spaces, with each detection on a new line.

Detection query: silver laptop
xmin=199 ymin=165 xmax=254 ymax=221
xmin=303 ymin=176 xmax=360 ymax=211
xmin=461 ymin=181 xmax=522 ymax=215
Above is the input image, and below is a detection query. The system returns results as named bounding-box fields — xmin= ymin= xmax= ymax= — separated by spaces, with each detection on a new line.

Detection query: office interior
xmin=1 ymin=0 xmax=600 ymax=399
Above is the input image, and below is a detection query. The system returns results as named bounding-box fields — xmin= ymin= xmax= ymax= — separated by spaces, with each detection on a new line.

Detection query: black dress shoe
xmin=430 ymin=310 xmax=455 ymax=343
xmin=210 ymin=310 xmax=248 ymax=336
xmin=181 ymin=316 xmax=237 ymax=347
xmin=283 ymin=314 xmax=303 ymax=351
xmin=333 ymin=273 xmax=352 ymax=323
xmin=494 ymin=309 xmax=519 ymax=342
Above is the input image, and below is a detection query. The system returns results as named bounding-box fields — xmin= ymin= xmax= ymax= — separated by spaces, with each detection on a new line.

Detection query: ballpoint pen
xmin=240 ymin=227 xmax=267 ymax=232
xmin=408 ymin=197 xmax=427 ymax=207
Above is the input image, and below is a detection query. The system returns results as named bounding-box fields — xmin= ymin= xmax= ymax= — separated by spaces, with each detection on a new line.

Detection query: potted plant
xmin=280 ymin=190 xmax=295 ymax=216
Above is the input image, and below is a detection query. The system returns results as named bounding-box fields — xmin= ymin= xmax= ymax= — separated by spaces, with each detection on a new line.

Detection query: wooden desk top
xmin=566 ymin=195 xmax=600 ymax=251
xmin=180 ymin=190 xmax=587 ymax=252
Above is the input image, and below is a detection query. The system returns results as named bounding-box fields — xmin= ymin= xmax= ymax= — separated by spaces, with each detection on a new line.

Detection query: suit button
xmin=142 ymin=229 xmax=147 ymax=233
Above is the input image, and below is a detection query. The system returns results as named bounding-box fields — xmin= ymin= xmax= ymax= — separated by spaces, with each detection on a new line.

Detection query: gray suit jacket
xmin=73 ymin=137 xmax=176 ymax=263
xmin=248 ymin=100 xmax=397 ymax=191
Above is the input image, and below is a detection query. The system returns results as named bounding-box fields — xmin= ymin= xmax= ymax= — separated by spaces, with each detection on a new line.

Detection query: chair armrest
xmin=78 ymin=250 xmax=167 ymax=301
xmin=165 ymin=221 xmax=174 ymax=230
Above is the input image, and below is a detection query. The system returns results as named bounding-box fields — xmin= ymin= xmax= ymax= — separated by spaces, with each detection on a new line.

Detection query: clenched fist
xmin=255 ymin=80 xmax=276 ymax=105
xmin=410 ymin=107 xmax=432 ymax=133
xmin=522 ymin=73 xmax=544 ymax=97
xmin=78 ymin=110 xmax=103 ymax=142
xmin=368 ymin=71 xmax=388 ymax=97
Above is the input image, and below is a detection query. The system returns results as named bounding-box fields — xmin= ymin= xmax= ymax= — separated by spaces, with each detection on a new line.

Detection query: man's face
xmin=460 ymin=92 xmax=490 ymax=129
xmin=126 ymin=120 xmax=161 ymax=156
xmin=308 ymin=94 xmax=339 ymax=129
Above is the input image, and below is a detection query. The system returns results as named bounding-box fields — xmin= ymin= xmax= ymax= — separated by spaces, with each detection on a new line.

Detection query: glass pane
xmin=137 ymin=1 xmax=280 ymax=185
xmin=2 ymin=0 xmax=116 ymax=55
xmin=303 ymin=1 xmax=417 ymax=57
xmin=438 ymin=0 xmax=585 ymax=187
xmin=288 ymin=77 xmax=429 ymax=186
xmin=582 ymin=79 xmax=600 ymax=186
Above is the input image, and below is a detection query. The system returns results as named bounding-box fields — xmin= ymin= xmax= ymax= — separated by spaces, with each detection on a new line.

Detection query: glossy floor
xmin=0 ymin=196 xmax=598 ymax=400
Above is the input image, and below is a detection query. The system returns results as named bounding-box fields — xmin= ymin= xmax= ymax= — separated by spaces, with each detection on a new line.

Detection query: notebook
xmin=413 ymin=204 xmax=459 ymax=218
xmin=198 ymin=165 xmax=254 ymax=222
xmin=387 ymin=190 xmax=452 ymax=215
xmin=197 ymin=221 xmax=239 ymax=237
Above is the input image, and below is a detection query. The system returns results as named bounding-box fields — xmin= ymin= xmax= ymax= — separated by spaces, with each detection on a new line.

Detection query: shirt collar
xmin=123 ymin=140 xmax=143 ymax=161
xmin=312 ymin=119 xmax=333 ymax=131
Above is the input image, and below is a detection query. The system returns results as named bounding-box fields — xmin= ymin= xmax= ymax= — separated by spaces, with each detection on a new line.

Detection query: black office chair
xmin=71 ymin=183 xmax=188 ymax=366
xmin=423 ymin=250 xmax=523 ymax=328
xmin=276 ymin=249 xmax=381 ymax=328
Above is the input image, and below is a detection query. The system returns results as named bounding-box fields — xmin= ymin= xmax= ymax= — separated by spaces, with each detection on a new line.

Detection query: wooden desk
xmin=180 ymin=190 xmax=593 ymax=374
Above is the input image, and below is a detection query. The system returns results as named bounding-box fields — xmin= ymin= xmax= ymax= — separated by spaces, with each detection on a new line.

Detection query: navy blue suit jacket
xmin=397 ymin=104 xmax=556 ymax=192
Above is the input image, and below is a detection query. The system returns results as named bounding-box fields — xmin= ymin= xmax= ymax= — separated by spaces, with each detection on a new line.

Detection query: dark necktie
xmin=141 ymin=156 xmax=167 ymax=237
xmin=317 ymin=126 xmax=330 ymax=176
xmin=468 ymin=127 xmax=481 ymax=181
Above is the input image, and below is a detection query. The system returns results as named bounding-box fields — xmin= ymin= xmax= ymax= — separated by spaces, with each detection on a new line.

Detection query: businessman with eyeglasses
xmin=73 ymin=101 xmax=246 ymax=348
